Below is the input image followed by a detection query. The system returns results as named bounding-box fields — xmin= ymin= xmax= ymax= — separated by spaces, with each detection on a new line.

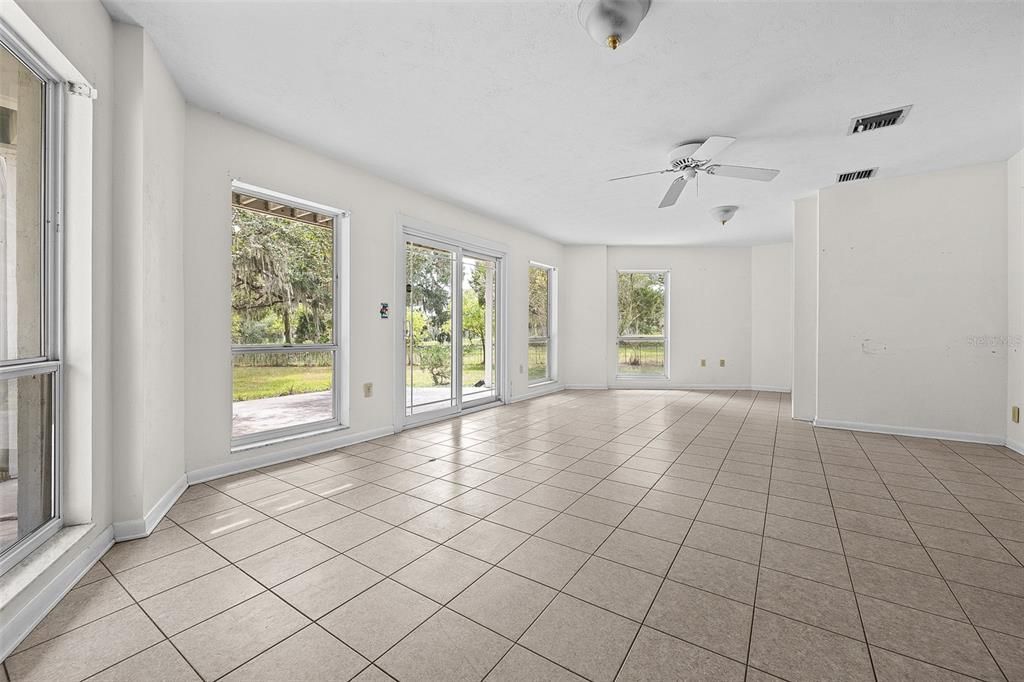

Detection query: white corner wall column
xmin=1008 ymin=149 xmax=1023 ymax=453
xmin=792 ymin=195 xmax=818 ymax=420
xmin=109 ymin=23 xmax=187 ymax=540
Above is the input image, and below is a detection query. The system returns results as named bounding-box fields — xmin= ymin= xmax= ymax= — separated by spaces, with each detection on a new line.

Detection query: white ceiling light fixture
xmin=578 ymin=0 xmax=652 ymax=50
xmin=711 ymin=205 xmax=738 ymax=226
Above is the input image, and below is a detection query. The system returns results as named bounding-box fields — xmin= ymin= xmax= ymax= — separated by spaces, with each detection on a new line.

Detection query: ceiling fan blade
xmin=608 ymin=168 xmax=673 ymax=182
xmin=658 ymin=176 xmax=689 ymax=208
xmin=706 ymin=164 xmax=780 ymax=182
xmin=692 ymin=136 xmax=736 ymax=160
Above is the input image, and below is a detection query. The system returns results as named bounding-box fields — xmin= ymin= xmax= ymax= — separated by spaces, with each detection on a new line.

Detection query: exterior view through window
xmin=528 ymin=264 xmax=553 ymax=383
xmin=0 ymin=39 xmax=60 ymax=569
xmin=231 ymin=188 xmax=341 ymax=443
xmin=404 ymin=238 xmax=499 ymax=420
xmin=617 ymin=271 xmax=668 ymax=376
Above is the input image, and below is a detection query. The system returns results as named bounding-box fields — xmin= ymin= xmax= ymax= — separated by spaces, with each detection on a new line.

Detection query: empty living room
xmin=0 ymin=0 xmax=1021 ymax=680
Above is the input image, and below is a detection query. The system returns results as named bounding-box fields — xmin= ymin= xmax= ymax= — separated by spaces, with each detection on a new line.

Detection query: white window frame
xmin=528 ymin=261 xmax=557 ymax=386
xmin=229 ymin=181 xmax=350 ymax=450
xmin=0 ymin=22 xmax=65 ymax=576
xmin=615 ymin=269 xmax=670 ymax=380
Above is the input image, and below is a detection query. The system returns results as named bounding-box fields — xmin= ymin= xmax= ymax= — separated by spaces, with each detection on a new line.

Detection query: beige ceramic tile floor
xmin=4 ymin=389 xmax=1023 ymax=681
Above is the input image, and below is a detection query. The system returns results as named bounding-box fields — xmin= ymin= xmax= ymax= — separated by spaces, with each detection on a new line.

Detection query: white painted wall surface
xmin=1008 ymin=149 xmax=1023 ymax=452
xmin=110 ymin=25 xmax=187 ymax=530
xmin=751 ymin=243 xmax=793 ymax=390
xmin=183 ymin=108 xmax=563 ymax=476
xmin=792 ymin=196 xmax=818 ymax=420
xmin=605 ymin=246 xmax=753 ymax=388
xmin=140 ymin=32 xmax=186 ymax=515
xmin=560 ymin=245 xmax=608 ymax=388
xmin=817 ymin=162 xmax=1008 ymax=442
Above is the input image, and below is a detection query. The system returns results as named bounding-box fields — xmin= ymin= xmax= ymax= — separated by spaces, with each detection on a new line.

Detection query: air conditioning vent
xmin=848 ymin=106 xmax=911 ymax=135
xmin=836 ymin=168 xmax=877 ymax=183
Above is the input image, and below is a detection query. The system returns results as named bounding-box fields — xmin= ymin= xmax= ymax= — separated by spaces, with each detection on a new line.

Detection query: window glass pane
xmin=232 ymin=351 xmax=333 ymax=438
xmin=529 ymin=339 xmax=548 ymax=380
xmin=231 ymin=203 xmax=334 ymax=346
xmin=0 ymin=372 xmax=54 ymax=554
xmin=0 ymin=46 xmax=45 ymax=361
xmin=617 ymin=340 xmax=665 ymax=376
xmin=617 ymin=272 xmax=665 ymax=337
xmin=528 ymin=266 xmax=550 ymax=382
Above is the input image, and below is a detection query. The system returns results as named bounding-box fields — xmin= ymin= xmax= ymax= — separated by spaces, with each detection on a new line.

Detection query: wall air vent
xmin=848 ymin=106 xmax=911 ymax=135
xmin=836 ymin=168 xmax=877 ymax=183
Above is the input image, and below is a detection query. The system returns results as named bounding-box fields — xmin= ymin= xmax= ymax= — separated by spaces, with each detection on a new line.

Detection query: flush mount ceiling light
xmin=711 ymin=205 xmax=738 ymax=226
xmin=578 ymin=0 xmax=652 ymax=50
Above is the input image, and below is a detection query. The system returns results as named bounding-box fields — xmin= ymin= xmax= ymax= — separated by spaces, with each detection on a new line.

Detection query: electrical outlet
xmin=363 ymin=382 xmax=373 ymax=398
xmin=1013 ymin=406 xmax=1020 ymax=424
xmin=700 ymin=359 xmax=706 ymax=367
xmin=719 ymin=359 xmax=726 ymax=367
xmin=519 ymin=364 xmax=524 ymax=374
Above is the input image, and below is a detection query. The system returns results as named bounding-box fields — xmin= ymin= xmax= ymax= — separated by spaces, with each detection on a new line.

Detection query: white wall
xmin=183 ymin=108 xmax=564 ymax=478
xmin=1008 ymin=149 xmax=1023 ymax=453
xmin=816 ymin=162 xmax=1008 ymax=442
xmin=140 ymin=32 xmax=186 ymax=515
xmin=110 ymin=24 xmax=186 ymax=533
xmin=792 ymin=195 xmax=818 ymax=420
xmin=751 ymin=243 xmax=793 ymax=390
xmin=560 ymin=245 xmax=608 ymax=387
xmin=560 ymin=244 xmax=792 ymax=390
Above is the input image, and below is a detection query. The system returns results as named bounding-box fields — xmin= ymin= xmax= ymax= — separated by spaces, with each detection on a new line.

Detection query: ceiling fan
xmin=610 ymin=136 xmax=780 ymax=208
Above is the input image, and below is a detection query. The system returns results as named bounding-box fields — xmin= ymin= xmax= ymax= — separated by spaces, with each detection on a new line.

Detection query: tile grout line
xmin=814 ymin=423 xmax=879 ymax=682
xmin=849 ymin=431 xmax=1013 ymax=682
xmin=742 ymin=391 xmax=781 ymax=682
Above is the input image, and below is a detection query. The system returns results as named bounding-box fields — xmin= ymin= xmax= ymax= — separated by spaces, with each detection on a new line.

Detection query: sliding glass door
xmin=404 ymin=237 xmax=501 ymax=423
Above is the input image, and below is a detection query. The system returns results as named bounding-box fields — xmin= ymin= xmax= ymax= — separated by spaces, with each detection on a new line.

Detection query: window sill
xmin=0 ymin=524 xmax=93 ymax=604
xmin=231 ymin=424 xmax=350 ymax=454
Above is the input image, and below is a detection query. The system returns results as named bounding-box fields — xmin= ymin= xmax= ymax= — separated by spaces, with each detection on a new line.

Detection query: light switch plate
xmin=363 ymin=382 xmax=373 ymax=398
xmin=700 ymin=359 xmax=706 ymax=367
xmin=1013 ymin=406 xmax=1020 ymax=424
xmin=719 ymin=359 xmax=726 ymax=367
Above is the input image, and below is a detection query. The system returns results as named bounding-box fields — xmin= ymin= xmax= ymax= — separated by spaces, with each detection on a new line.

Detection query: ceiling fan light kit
xmin=711 ymin=205 xmax=739 ymax=226
xmin=578 ymin=0 xmax=651 ymax=50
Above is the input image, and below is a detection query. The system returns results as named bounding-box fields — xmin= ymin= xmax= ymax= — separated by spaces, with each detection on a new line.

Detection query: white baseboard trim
xmin=1006 ymin=437 xmax=1023 ymax=456
xmin=564 ymin=384 xmax=609 ymax=390
xmin=188 ymin=426 xmax=396 ymax=485
xmin=113 ymin=474 xmax=188 ymax=541
xmin=510 ymin=382 xmax=564 ymax=403
xmin=0 ymin=524 xmax=113 ymax=660
xmin=812 ymin=418 xmax=1006 ymax=445
xmin=605 ymin=383 xmax=793 ymax=392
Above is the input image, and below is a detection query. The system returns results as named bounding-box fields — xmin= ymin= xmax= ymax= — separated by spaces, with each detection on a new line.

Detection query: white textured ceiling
xmin=104 ymin=0 xmax=1023 ymax=246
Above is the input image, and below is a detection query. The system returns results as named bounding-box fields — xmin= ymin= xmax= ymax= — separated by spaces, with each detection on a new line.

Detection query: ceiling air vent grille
xmin=836 ymin=168 xmax=877 ymax=183
xmin=848 ymin=106 xmax=911 ymax=135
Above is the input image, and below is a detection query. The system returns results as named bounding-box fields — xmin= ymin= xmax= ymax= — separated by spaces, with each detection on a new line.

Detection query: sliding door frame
xmin=394 ymin=215 xmax=510 ymax=431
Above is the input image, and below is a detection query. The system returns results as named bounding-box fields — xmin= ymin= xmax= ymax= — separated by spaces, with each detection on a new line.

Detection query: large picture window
xmin=617 ymin=271 xmax=668 ymax=377
xmin=528 ymin=263 xmax=555 ymax=384
xmin=230 ymin=185 xmax=345 ymax=444
xmin=0 ymin=36 xmax=62 ymax=572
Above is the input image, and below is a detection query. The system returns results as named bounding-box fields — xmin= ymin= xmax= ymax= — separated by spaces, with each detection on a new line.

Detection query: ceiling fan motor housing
xmin=668 ymin=142 xmax=704 ymax=169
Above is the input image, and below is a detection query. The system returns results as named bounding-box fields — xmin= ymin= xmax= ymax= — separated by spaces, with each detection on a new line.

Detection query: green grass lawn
xmin=234 ymin=350 xmax=491 ymax=401
xmin=617 ymin=342 xmax=666 ymax=375
xmin=233 ymin=365 xmax=332 ymax=401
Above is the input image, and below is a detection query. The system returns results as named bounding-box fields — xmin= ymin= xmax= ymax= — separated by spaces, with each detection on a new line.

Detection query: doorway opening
xmin=401 ymin=233 xmax=503 ymax=426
